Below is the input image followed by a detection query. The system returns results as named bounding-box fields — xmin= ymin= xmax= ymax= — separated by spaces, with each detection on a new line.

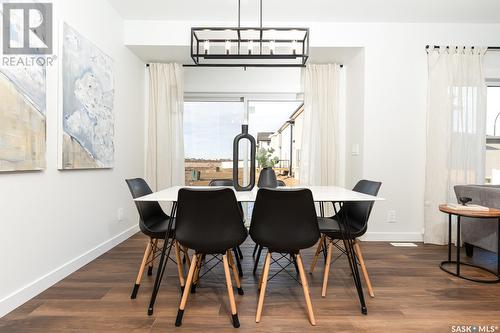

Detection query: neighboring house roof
xmin=257 ymin=132 xmax=273 ymax=142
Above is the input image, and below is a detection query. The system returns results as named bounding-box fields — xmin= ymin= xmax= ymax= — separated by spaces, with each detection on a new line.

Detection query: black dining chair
xmin=209 ymin=179 xmax=244 ymax=276
xmin=174 ymin=188 xmax=247 ymax=328
xmin=252 ymin=179 xmax=286 ymax=272
xmin=125 ymin=178 xmax=188 ymax=299
xmin=250 ymin=188 xmax=319 ymax=325
xmin=310 ymin=180 xmax=381 ymax=298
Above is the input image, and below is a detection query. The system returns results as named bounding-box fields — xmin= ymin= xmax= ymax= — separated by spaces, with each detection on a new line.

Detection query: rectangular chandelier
xmin=190 ymin=27 xmax=309 ymax=67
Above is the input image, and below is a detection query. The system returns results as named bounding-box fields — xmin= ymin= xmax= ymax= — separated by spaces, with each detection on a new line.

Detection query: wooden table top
xmin=439 ymin=204 xmax=500 ymax=218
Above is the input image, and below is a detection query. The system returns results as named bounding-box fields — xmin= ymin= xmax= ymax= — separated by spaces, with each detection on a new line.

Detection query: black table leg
xmin=319 ymin=202 xmax=327 ymax=263
xmin=448 ymin=214 xmax=452 ymax=261
xmin=253 ymin=245 xmax=263 ymax=275
xmin=456 ymin=216 xmax=461 ymax=276
xmin=497 ymin=218 xmax=500 ymax=275
xmin=233 ymin=247 xmax=243 ymax=277
xmin=333 ymin=201 xmax=367 ymax=315
xmin=147 ymin=202 xmax=177 ymax=316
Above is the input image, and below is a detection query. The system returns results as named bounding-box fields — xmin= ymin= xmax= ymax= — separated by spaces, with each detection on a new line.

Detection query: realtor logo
xmin=2 ymin=3 xmax=53 ymax=54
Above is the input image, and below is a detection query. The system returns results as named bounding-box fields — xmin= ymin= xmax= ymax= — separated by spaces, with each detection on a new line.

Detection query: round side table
xmin=439 ymin=204 xmax=500 ymax=283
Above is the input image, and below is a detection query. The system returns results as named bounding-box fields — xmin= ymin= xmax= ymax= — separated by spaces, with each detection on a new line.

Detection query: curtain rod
xmin=425 ymin=45 xmax=500 ymax=50
xmin=145 ymin=63 xmax=343 ymax=68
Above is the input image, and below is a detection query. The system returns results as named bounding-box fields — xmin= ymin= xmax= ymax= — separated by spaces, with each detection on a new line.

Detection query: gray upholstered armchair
xmin=454 ymin=185 xmax=500 ymax=256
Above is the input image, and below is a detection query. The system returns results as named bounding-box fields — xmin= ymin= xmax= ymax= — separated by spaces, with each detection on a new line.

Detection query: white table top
xmin=135 ymin=186 xmax=384 ymax=203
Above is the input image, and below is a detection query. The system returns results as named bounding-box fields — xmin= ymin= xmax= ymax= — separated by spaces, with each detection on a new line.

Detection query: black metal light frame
xmin=190 ymin=27 xmax=309 ymax=67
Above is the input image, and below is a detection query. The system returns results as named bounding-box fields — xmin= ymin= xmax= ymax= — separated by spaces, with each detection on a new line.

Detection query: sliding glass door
xmin=184 ymin=101 xmax=245 ymax=186
xmin=183 ymin=97 xmax=303 ymax=187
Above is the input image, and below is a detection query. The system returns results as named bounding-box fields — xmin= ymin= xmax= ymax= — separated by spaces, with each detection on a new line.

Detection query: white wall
xmin=0 ymin=0 xmax=145 ymax=317
xmin=344 ymin=49 xmax=365 ymax=189
xmin=124 ymin=20 xmax=500 ymax=242
xmin=184 ymin=66 xmax=302 ymax=94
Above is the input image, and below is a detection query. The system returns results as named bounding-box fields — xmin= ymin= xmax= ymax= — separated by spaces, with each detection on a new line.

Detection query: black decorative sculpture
xmin=458 ymin=196 xmax=472 ymax=206
xmin=233 ymin=124 xmax=256 ymax=191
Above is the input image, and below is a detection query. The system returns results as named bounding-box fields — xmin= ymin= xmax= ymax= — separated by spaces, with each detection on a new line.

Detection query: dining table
xmin=135 ymin=185 xmax=384 ymax=316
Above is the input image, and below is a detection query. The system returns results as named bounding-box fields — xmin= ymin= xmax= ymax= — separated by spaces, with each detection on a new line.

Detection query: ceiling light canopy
xmin=190 ymin=0 xmax=309 ymax=67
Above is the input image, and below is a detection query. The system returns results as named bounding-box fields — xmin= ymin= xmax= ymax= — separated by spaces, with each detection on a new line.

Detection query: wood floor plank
xmin=1 ymin=234 xmax=499 ymax=332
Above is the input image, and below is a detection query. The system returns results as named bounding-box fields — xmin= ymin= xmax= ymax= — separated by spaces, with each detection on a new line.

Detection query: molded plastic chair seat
xmin=174 ymin=188 xmax=247 ymax=328
xmin=310 ymin=179 xmax=382 ymax=300
xmin=317 ymin=217 xmax=341 ymax=233
xmin=317 ymin=216 xmax=365 ymax=239
xmin=176 ymin=221 xmax=247 ymax=255
xmin=125 ymin=178 xmax=184 ymax=300
xmin=250 ymin=189 xmax=319 ymax=253
xmin=140 ymin=216 xmax=176 ymax=239
xmin=249 ymin=188 xmax=319 ymax=325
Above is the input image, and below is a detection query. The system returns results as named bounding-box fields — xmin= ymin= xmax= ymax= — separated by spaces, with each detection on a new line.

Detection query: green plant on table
xmin=256 ymin=147 xmax=280 ymax=168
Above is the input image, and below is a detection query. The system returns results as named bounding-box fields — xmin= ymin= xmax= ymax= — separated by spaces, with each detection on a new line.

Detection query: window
xmin=184 ymin=101 xmax=244 ymax=185
xmin=183 ymin=99 xmax=302 ymax=186
xmin=486 ymin=86 xmax=500 ymax=136
xmin=248 ymin=101 xmax=302 ymax=185
xmin=485 ymin=86 xmax=500 ymax=183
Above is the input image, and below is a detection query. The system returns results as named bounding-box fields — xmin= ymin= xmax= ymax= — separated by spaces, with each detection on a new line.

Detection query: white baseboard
xmin=0 ymin=225 xmax=139 ymax=318
xmin=360 ymin=232 xmax=424 ymax=242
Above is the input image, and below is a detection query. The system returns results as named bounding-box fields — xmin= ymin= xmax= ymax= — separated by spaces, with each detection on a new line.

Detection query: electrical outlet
xmin=117 ymin=208 xmax=124 ymax=222
xmin=387 ymin=210 xmax=396 ymax=223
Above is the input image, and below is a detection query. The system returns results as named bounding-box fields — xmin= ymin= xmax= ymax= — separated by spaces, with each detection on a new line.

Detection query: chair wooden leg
xmin=147 ymin=239 xmax=158 ymax=276
xmin=296 ymin=253 xmax=316 ymax=326
xmin=183 ymin=246 xmax=191 ymax=267
xmin=191 ymin=254 xmax=203 ymax=293
xmin=227 ymin=250 xmax=244 ymax=295
xmin=131 ymin=239 xmax=153 ymax=299
xmin=354 ymin=241 xmax=375 ymax=298
xmin=256 ymin=252 xmax=271 ymax=323
xmin=310 ymin=234 xmax=325 ymax=273
xmin=175 ymin=254 xmax=199 ymax=327
xmin=223 ymin=254 xmax=240 ymax=328
xmin=174 ymin=241 xmax=186 ymax=291
xmin=321 ymin=239 xmax=333 ymax=297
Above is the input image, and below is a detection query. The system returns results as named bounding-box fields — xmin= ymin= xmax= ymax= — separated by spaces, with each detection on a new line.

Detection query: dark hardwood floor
xmin=1 ymin=234 xmax=499 ymax=332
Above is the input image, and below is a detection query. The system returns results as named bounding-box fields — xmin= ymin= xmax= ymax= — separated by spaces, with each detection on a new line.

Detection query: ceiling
xmin=108 ymin=0 xmax=500 ymax=23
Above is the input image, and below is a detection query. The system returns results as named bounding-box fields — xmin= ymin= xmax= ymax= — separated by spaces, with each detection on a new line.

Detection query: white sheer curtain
xmin=424 ymin=47 xmax=487 ymax=244
xmin=299 ymin=64 xmax=342 ymax=187
xmin=146 ymin=63 xmax=185 ymax=191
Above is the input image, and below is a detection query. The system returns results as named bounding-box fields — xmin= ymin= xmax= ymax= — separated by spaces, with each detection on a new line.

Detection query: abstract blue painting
xmin=0 ymin=5 xmax=46 ymax=172
xmin=61 ymin=23 xmax=114 ymax=169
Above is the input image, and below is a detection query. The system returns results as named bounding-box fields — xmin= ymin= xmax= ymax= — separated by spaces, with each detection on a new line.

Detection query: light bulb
xmin=292 ymin=40 xmax=298 ymax=54
xmin=269 ymin=40 xmax=275 ymax=54
xmin=203 ymin=40 xmax=210 ymax=54
xmin=248 ymin=40 xmax=254 ymax=54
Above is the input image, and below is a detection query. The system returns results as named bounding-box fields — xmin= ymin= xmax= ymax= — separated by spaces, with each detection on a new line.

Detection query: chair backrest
xmin=250 ymin=188 xmax=319 ymax=253
xmin=340 ymin=180 xmax=382 ymax=235
xmin=175 ymin=188 xmax=247 ymax=254
xmin=209 ymin=179 xmax=286 ymax=187
xmin=209 ymin=179 xmax=234 ymax=186
xmin=209 ymin=179 xmax=244 ymax=215
xmin=125 ymin=178 xmax=167 ymax=223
